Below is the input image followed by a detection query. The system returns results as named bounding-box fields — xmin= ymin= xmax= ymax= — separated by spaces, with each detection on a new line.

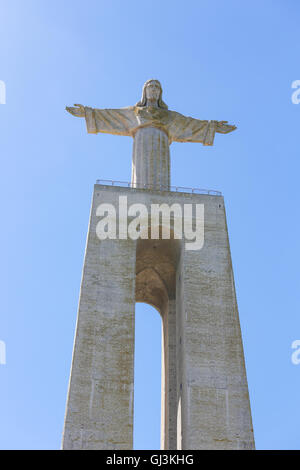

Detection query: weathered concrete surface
xmin=176 ymin=203 xmax=254 ymax=449
xmin=62 ymin=184 xmax=254 ymax=450
xmin=62 ymin=189 xmax=136 ymax=449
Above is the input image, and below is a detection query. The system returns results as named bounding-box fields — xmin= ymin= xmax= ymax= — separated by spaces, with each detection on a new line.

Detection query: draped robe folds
xmin=84 ymin=105 xmax=236 ymax=190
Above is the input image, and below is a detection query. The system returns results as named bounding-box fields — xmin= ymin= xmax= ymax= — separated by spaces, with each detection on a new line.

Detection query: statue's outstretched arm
xmin=66 ymin=104 xmax=136 ymax=136
xmin=66 ymin=104 xmax=85 ymax=117
xmin=169 ymin=112 xmax=236 ymax=146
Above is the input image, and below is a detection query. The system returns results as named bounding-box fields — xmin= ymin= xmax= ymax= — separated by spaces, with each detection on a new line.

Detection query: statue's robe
xmin=84 ymin=105 xmax=235 ymax=190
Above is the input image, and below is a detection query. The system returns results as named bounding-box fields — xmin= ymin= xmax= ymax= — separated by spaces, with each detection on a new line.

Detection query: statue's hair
xmin=136 ymin=79 xmax=168 ymax=109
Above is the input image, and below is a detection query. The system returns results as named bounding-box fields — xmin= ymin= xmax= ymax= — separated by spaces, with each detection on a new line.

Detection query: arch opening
xmin=134 ymin=238 xmax=180 ymax=449
xmin=133 ymin=303 xmax=162 ymax=450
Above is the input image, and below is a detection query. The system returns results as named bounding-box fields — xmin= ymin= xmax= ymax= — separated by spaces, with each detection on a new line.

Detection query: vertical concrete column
xmin=161 ymin=299 xmax=177 ymax=450
xmin=177 ymin=198 xmax=255 ymax=450
xmin=176 ymin=247 xmax=185 ymax=451
xmin=62 ymin=190 xmax=136 ymax=449
xmin=166 ymin=299 xmax=178 ymax=450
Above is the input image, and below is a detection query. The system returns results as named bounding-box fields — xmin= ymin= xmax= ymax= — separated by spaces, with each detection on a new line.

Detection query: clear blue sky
xmin=0 ymin=0 xmax=299 ymax=450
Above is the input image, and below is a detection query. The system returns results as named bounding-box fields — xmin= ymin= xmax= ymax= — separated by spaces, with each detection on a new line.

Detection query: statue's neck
xmin=146 ymin=99 xmax=159 ymax=108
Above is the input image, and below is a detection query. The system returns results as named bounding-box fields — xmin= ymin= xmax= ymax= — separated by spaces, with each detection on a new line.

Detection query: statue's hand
xmin=216 ymin=120 xmax=237 ymax=134
xmin=66 ymin=103 xmax=85 ymax=117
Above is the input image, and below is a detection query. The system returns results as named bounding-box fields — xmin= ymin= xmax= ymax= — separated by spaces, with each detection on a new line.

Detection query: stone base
xmin=62 ymin=184 xmax=255 ymax=450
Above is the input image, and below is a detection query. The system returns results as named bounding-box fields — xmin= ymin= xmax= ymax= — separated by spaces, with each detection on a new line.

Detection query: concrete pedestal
xmin=62 ymin=184 xmax=254 ymax=450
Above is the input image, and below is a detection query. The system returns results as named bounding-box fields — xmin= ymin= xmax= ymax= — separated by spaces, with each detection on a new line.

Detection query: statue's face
xmin=145 ymin=81 xmax=161 ymax=102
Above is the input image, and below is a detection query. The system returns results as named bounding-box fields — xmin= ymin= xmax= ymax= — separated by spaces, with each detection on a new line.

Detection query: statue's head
xmin=136 ymin=79 xmax=168 ymax=109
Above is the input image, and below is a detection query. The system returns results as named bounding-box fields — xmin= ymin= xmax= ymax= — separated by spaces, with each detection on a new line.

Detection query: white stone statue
xmin=66 ymin=79 xmax=236 ymax=190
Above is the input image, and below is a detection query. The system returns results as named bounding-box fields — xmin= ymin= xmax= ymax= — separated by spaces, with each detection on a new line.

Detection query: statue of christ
xmin=66 ymin=79 xmax=236 ymax=190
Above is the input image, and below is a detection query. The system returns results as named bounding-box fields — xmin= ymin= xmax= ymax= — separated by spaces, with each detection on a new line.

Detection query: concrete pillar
xmin=62 ymin=191 xmax=136 ymax=449
xmin=63 ymin=184 xmax=254 ymax=450
xmin=161 ymin=299 xmax=177 ymax=450
xmin=176 ymin=202 xmax=254 ymax=449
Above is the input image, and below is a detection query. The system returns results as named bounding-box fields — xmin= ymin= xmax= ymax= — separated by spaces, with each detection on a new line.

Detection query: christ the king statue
xmin=66 ymin=79 xmax=236 ymax=190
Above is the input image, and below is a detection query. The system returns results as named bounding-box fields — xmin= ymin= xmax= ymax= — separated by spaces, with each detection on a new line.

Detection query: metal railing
xmin=95 ymin=179 xmax=222 ymax=196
